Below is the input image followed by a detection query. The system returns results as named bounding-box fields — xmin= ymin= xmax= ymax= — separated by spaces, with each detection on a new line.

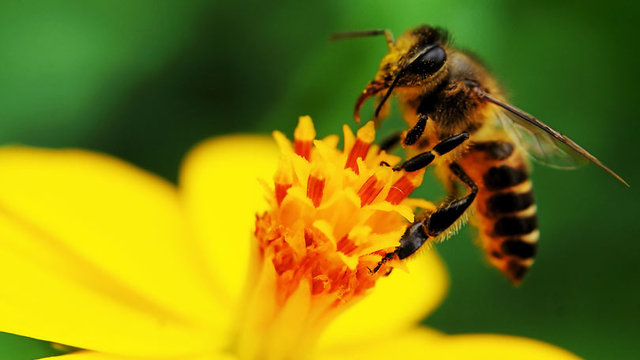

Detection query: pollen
xmin=236 ymin=116 xmax=431 ymax=359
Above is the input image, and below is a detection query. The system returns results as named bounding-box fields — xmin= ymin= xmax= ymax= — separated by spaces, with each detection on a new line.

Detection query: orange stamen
xmin=306 ymin=174 xmax=325 ymax=208
xmin=357 ymin=174 xmax=385 ymax=207
xmin=344 ymin=121 xmax=375 ymax=173
xmin=386 ymin=170 xmax=425 ymax=205
xmin=294 ymin=116 xmax=316 ymax=160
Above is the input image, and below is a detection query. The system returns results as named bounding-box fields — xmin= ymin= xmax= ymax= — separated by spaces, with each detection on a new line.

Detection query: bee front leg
xmin=403 ymin=114 xmax=428 ymax=145
xmin=378 ymin=113 xmax=428 ymax=154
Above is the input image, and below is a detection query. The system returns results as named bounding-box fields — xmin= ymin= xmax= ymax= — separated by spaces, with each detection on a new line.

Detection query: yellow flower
xmin=0 ymin=117 xmax=579 ymax=360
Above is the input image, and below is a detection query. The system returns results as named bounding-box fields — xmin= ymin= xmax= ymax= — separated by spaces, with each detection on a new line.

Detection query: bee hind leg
xmin=372 ymin=162 xmax=478 ymax=273
xmin=372 ymin=221 xmax=430 ymax=273
xmin=425 ymin=162 xmax=477 ymax=237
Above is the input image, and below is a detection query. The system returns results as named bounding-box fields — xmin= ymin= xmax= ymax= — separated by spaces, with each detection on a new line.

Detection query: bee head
xmin=355 ymin=25 xmax=450 ymax=121
xmin=378 ymin=26 xmax=449 ymax=85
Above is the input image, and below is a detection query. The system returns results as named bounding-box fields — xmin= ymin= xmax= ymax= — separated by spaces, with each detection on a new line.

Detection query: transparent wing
xmin=497 ymin=109 xmax=586 ymax=169
xmin=477 ymin=90 xmax=628 ymax=186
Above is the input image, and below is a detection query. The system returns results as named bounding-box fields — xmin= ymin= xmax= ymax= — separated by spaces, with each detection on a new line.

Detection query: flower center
xmin=234 ymin=116 xmax=426 ymax=360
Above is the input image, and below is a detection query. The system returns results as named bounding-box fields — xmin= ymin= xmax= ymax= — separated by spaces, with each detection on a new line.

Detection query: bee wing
xmin=478 ymin=90 xmax=629 ymax=186
xmin=497 ymin=109 xmax=587 ymax=169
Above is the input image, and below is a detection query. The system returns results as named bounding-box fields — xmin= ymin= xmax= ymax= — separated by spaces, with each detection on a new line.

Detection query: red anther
xmin=386 ymin=173 xmax=421 ymax=204
xmin=337 ymin=235 xmax=358 ymax=255
xmin=357 ymin=175 xmax=384 ymax=207
xmin=344 ymin=138 xmax=371 ymax=174
xmin=306 ymin=175 xmax=325 ymax=207
xmin=275 ymin=183 xmax=292 ymax=206
xmin=294 ymin=140 xmax=312 ymax=161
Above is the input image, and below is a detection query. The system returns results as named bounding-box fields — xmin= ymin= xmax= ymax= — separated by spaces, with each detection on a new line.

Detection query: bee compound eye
xmin=411 ymin=46 xmax=446 ymax=74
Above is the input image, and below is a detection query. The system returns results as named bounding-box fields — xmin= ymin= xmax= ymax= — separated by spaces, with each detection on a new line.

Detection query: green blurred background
xmin=0 ymin=0 xmax=638 ymax=359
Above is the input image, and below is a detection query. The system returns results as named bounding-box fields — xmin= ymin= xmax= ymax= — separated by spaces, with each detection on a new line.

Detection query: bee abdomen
xmin=460 ymin=140 xmax=539 ymax=284
xmin=486 ymin=191 xmax=535 ymax=215
xmin=501 ymin=238 xmax=537 ymax=259
xmin=494 ymin=214 xmax=537 ymax=236
xmin=482 ymin=181 xmax=539 ymax=285
xmin=483 ymin=165 xmax=528 ymax=191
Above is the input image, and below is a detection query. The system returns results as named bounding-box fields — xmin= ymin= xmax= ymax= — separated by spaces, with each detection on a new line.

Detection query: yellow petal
xmin=319 ymin=328 xmax=581 ymax=360
xmin=0 ymin=147 xmax=225 ymax=355
xmin=318 ymin=250 xmax=448 ymax=349
xmin=39 ymin=351 xmax=235 ymax=360
xmin=179 ymin=136 xmax=280 ymax=305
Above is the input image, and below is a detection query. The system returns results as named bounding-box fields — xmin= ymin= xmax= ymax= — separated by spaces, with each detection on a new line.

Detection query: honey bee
xmin=332 ymin=26 xmax=628 ymax=284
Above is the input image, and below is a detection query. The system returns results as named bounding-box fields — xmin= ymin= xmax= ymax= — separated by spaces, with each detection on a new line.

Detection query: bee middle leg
xmin=373 ymin=162 xmax=478 ymax=272
xmin=394 ymin=132 xmax=469 ymax=172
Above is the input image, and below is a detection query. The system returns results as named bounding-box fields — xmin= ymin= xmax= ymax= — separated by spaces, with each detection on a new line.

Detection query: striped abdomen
xmin=458 ymin=139 xmax=538 ymax=284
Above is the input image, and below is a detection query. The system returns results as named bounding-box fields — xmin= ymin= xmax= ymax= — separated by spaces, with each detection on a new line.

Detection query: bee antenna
xmin=329 ymin=29 xmax=395 ymax=50
xmin=373 ymin=45 xmax=436 ymax=119
xmin=374 ymin=70 xmax=404 ymax=118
